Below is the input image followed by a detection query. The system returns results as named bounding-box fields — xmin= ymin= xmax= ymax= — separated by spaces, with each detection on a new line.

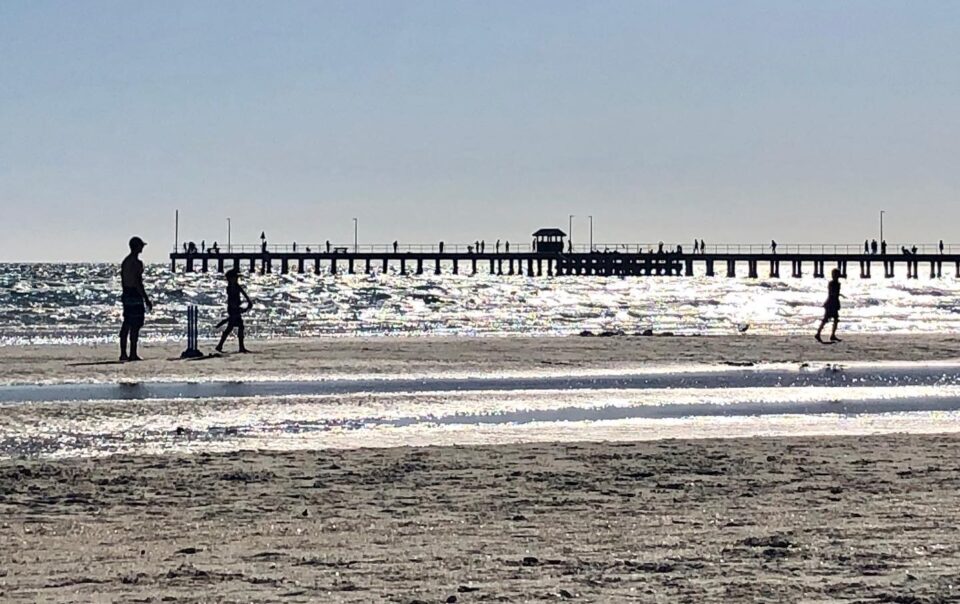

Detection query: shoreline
xmin=3 ymin=434 xmax=959 ymax=602
xmin=3 ymin=333 xmax=960 ymax=385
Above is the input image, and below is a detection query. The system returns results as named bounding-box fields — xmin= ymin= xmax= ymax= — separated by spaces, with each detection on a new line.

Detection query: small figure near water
xmin=215 ymin=269 xmax=252 ymax=354
xmin=815 ymin=268 xmax=844 ymax=344
xmin=120 ymin=236 xmax=153 ymax=361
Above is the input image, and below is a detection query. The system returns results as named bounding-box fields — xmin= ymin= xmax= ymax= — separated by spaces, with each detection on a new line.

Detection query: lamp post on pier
xmin=879 ymin=210 xmax=885 ymax=245
xmin=568 ymin=214 xmax=574 ymax=250
xmin=353 ymin=218 xmax=358 ymax=253
xmin=588 ymin=215 xmax=594 ymax=252
xmin=227 ymin=218 xmax=231 ymax=253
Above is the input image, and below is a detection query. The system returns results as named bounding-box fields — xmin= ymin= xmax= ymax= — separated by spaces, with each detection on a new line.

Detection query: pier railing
xmin=176 ymin=242 xmax=959 ymax=255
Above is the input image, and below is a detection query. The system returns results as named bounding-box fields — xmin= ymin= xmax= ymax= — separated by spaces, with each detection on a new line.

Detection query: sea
xmin=2 ymin=263 xmax=960 ymax=345
xmin=3 ymin=262 xmax=960 ymax=459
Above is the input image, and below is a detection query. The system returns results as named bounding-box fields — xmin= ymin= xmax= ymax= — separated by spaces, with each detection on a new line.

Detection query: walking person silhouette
xmin=215 ymin=269 xmax=252 ymax=353
xmin=815 ymin=268 xmax=845 ymax=343
xmin=120 ymin=236 xmax=153 ymax=361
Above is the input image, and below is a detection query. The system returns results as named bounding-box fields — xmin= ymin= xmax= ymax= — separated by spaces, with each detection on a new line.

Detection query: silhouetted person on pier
xmin=120 ymin=236 xmax=153 ymax=362
xmin=215 ymin=269 xmax=252 ymax=354
xmin=261 ymin=240 xmax=267 ymax=254
xmin=901 ymin=246 xmax=910 ymax=255
xmin=393 ymin=241 xmax=399 ymax=253
xmin=292 ymin=242 xmax=297 ymax=252
xmin=940 ymin=240 xmax=945 ymax=254
xmin=211 ymin=242 xmax=219 ymax=254
xmin=815 ymin=268 xmax=844 ymax=343
xmin=467 ymin=245 xmax=474 ymax=253
xmin=657 ymin=242 xmax=664 ymax=255
xmin=676 ymin=245 xmax=683 ymax=254
xmin=880 ymin=240 xmax=887 ymax=255
xmin=326 ymin=240 xmax=331 ymax=253
xmin=496 ymin=240 xmax=501 ymax=253
xmin=865 ymin=240 xmax=869 ymax=254
xmin=911 ymin=245 xmax=918 ymax=255
xmin=693 ymin=240 xmax=699 ymax=253
xmin=505 ymin=241 xmax=510 ymax=253
xmin=481 ymin=240 xmax=485 ymax=253
xmin=568 ymin=239 xmax=573 ymax=253
xmin=871 ymin=239 xmax=878 ymax=254
xmin=700 ymin=239 xmax=706 ymax=254
xmin=201 ymin=240 xmax=206 ymax=253
xmin=771 ymin=240 xmax=777 ymax=254
xmin=439 ymin=241 xmax=444 ymax=253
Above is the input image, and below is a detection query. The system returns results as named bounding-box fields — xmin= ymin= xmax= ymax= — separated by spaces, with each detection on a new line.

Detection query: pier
xmin=169 ymin=248 xmax=960 ymax=280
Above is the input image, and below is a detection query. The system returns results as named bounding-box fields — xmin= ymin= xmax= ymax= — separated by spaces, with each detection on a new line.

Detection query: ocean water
xmin=2 ymin=263 xmax=960 ymax=345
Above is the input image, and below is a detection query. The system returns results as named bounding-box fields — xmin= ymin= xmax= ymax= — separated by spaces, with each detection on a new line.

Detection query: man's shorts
xmin=122 ymin=291 xmax=146 ymax=329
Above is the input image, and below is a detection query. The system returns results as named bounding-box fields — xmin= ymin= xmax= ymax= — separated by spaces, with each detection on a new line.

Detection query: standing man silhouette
xmin=120 ymin=237 xmax=153 ymax=361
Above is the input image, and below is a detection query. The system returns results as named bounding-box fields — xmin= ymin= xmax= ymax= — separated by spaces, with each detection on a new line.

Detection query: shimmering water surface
xmin=3 ymin=263 xmax=960 ymax=344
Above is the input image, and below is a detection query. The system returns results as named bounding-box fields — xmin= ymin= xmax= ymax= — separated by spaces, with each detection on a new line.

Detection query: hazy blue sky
xmin=2 ymin=1 xmax=958 ymax=261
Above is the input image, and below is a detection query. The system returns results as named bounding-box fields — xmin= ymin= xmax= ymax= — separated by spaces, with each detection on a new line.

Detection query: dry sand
xmin=2 ymin=434 xmax=960 ymax=602
xmin=4 ymin=333 xmax=960 ymax=384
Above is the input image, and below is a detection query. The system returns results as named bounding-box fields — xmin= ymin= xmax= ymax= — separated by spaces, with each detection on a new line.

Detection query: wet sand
xmin=4 ymin=333 xmax=960 ymax=384
xmin=2 ymin=434 xmax=960 ymax=602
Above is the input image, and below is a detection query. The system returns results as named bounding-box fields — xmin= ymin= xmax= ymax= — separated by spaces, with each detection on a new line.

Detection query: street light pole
xmin=227 ymin=218 xmax=231 ymax=253
xmin=568 ymin=214 xmax=574 ymax=249
xmin=880 ymin=210 xmax=885 ymax=244
xmin=588 ymin=215 xmax=593 ymax=251
xmin=353 ymin=218 xmax=358 ymax=253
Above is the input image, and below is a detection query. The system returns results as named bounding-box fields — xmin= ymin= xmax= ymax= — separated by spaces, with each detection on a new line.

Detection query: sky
xmin=1 ymin=0 xmax=959 ymax=262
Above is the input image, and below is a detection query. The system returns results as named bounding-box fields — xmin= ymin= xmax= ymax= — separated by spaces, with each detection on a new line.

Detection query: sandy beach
xmin=1 ymin=434 xmax=959 ymax=602
xmin=4 ymin=333 xmax=960 ymax=385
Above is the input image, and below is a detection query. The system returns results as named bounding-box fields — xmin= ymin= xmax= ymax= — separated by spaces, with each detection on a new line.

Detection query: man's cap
xmin=129 ymin=236 xmax=147 ymax=249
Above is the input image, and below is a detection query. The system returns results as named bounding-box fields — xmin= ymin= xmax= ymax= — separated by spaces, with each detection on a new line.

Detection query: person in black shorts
xmin=120 ymin=236 xmax=153 ymax=361
xmin=215 ymin=269 xmax=252 ymax=353
xmin=815 ymin=268 xmax=845 ymax=343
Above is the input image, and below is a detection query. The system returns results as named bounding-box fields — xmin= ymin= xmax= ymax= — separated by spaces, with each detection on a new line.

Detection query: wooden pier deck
xmin=170 ymin=250 xmax=960 ymax=279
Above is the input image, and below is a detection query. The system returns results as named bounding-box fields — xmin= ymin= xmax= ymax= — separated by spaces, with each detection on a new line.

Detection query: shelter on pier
xmin=532 ymin=228 xmax=566 ymax=253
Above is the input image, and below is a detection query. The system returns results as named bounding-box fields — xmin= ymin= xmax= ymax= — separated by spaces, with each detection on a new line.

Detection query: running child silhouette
xmin=815 ymin=268 xmax=845 ymax=343
xmin=215 ymin=269 xmax=252 ymax=353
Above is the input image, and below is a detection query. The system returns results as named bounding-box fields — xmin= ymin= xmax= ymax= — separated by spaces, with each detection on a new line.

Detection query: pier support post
xmin=249 ymin=258 xmax=256 ymax=273
xmin=382 ymin=258 xmax=389 ymax=273
xmin=217 ymin=257 xmax=224 ymax=273
xmin=400 ymin=259 xmax=407 ymax=275
xmin=726 ymin=260 xmax=736 ymax=278
xmin=547 ymin=259 xmax=554 ymax=276
xmin=748 ymin=260 xmax=758 ymax=278
xmin=314 ymin=258 xmax=321 ymax=274
xmin=684 ymin=259 xmax=694 ymax=276
xmin=527 ymin=258 xmax=534 ymax=277
xmin=330 ymin=258 xmax=337 ymax=275
xmin=435 ymin=259 xmax=441 ymax=275
xmin=537 ymin=259 xmax=542 ymax=276
xmin=930 ymin=261 xmax=937 ymax=279
xmin=508 ymin=259 xmax=514 ymax=275
xmin=416 ymin=259 xmax=423 ymax=275
xmin=912 ymin=260 xmax=919 ymax=279
xmin=705 ymin=259 xmax=715 ymax=277
xmin=497 ymin=259 xmax=503 ymax=275
xmin=201 ymin=257 xmax=208 ymax=273
xmin=838 ymin=261 xmax=847 ymax=279
xmin=769 ymin=260 xmax=780 ymax=278
xmin=348 ymin=258 xmax=354 ymax=274
xmin=298 ymin=258 xmax=305 ymax=273
xmin=489 ymin=259 xmax=495 ymax=275
xmin=366 ymin=258 xmax=372 ymax=274
xmin=791 ymin=261 xmax=802 ymax=278
xmin=233 ymin=258 xmax=240 ymax=273
xmin=471 ymin=258 xmax=477 ymax=275
xmin=452 ymin=259 xmax=459 ymax=275
xmin=281 ymin=258 xmax=289 ymax=274
xmin=171 ymin=257 xmax=177 ymax=272
xmin=186 ymin=257 xmax=194 ymax=273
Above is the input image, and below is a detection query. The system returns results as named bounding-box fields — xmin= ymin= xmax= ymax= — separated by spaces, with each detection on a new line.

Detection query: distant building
xmin=532 ymin=228 xmax=567 ymax=253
